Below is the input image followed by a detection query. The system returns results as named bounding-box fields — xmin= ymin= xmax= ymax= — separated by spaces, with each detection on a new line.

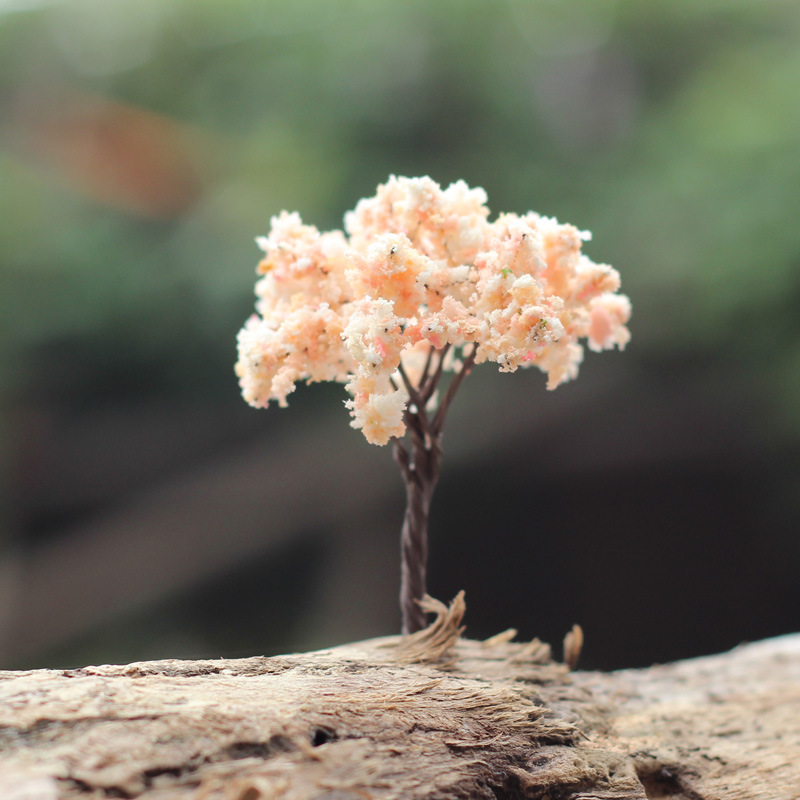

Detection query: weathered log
xmin=1 ymin=594 xmax=797 ymax=799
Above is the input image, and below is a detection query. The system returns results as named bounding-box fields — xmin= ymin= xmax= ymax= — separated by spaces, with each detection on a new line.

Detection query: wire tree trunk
xmin=392 ymin=345 xmax=476 ymax=634
xmin=397 ymin=437 xmax=440 ymax=634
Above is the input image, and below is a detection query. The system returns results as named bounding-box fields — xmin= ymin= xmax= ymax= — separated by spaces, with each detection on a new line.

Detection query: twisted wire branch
xmin=392 ymin=343 xmax=478 ymax=633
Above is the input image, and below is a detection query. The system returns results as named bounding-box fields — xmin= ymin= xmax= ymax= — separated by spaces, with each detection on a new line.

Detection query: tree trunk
xmin=1 ymin=594 xmax=797 ymax=800
xmin=398 ymin=437 xmax=441 ymax=635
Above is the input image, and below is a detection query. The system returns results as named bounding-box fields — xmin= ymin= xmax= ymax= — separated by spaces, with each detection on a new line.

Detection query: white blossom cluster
xmin=236 ymin=176 xmax=631 ymax=444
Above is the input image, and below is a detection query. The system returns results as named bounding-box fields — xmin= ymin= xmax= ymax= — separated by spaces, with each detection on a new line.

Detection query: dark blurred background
xmin=1 ymin=0 xmax=799 ymax=671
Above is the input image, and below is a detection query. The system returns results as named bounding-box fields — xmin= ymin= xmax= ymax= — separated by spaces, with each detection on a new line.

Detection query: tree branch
xmin=433 ymin=343 xmax=478 ymax=433
xmin=397 ymin=362 xmax=421 ymax=407
xmin=391 ymin=436 xmax=412 ymax=482
xmin=418 ymin=344 xmax=451 ymax=406
xmin=419 ymin=344 xmax=436 ymax=392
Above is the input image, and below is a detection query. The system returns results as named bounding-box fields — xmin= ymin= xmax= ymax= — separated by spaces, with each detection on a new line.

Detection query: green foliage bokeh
xmin=2 ymin=0 xmax=799 ymax=399
xmin=1 ymin=0 xmax=799 ymax=666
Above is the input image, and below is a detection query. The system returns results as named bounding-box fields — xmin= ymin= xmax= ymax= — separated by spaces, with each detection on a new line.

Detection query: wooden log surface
xmin=1 ymin=594 xmax=797 ymax=800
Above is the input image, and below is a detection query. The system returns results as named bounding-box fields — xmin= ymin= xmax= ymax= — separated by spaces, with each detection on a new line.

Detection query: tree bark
xmin=1 ymin=594 xmax=797 ymax=800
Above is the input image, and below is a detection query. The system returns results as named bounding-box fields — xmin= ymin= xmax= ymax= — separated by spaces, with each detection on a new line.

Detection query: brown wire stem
xmin=392 ymin=343 xmax=478 ymax=633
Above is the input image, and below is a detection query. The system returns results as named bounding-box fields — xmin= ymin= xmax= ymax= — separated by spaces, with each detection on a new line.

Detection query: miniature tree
xmin=236 ymin=176 xmax=631 ymax=634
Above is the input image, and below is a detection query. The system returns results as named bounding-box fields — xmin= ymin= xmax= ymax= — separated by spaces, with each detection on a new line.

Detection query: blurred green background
xmin=1 ymin=0 xmax=799 ymax=670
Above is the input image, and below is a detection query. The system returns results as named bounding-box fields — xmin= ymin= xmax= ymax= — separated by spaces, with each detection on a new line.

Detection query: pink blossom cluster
xmin=236 ymin=176 xmax=631 ymax=445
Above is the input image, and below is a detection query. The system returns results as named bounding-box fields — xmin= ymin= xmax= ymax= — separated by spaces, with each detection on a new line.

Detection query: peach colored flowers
xmin=236 ymin=176 xmax=630 ymax=445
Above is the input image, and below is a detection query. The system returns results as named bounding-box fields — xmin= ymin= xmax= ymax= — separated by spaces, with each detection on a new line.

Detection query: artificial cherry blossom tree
xmin=236 ymin=176 xmax=631 ymax=634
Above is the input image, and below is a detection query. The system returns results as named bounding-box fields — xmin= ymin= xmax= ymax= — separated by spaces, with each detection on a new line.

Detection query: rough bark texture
xmin=1 ymin=595 xmax=797 ymax=800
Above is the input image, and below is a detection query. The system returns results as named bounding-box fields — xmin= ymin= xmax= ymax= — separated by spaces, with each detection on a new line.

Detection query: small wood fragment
xmin=563 ymin=623 xmax=584 ymax=670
